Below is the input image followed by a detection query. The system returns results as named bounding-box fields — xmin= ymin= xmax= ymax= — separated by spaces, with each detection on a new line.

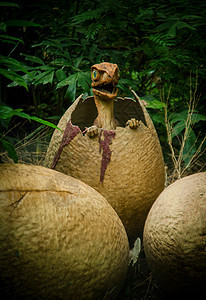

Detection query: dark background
xmin=0 ymin=1 xmax=206 ymax=298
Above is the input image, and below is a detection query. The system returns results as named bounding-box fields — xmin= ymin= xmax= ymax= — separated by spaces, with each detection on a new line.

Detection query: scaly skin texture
xmin=87 ymin=62 xmax=139 ymax=137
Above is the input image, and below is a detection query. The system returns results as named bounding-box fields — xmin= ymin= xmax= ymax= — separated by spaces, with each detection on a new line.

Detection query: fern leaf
xmin=85 ymin=23 xmax=103 ymax=40
xmin=149 ymin=33 xmax=175 ymax=47
xmin=71 ymin=9 xmax=104 ymax=24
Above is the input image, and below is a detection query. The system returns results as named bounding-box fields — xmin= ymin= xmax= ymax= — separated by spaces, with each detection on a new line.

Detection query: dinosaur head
xmin=91 ymin=62 xmax=119 ymax=101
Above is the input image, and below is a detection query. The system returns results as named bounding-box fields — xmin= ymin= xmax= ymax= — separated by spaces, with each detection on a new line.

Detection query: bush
xmin=0 ymin=0 xmax=205 ymax=172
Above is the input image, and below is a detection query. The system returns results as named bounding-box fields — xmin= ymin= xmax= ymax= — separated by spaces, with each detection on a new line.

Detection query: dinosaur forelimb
xmin=126 ymin=118 xmax=140 ymax=129
xmin=86 ymin=125 xmax=99 ymax=138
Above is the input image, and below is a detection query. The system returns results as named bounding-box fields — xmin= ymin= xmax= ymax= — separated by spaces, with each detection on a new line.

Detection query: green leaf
xmin=0 ymin=2 xmax=19 ymax=7
xmin=29 ymin=116 xmax=61 ymax=130
xmin=168 ymin=21 xmax=196 ymax=37
xmin=21 ymin=54 xmax=45 ymax=65
xmin=77 ymin=72 xmax=91 ymax=91
xmin=65 ymin=74 xmax=78 ymax=101
xmin=0 ymin=55 xmax=30 ymax=74
xmin=51 ymin=58 xmax=72 ymax=67
xmin=5 ymin=20 xmax=42 ymax=27
xmin=55 ymin=69 xmax=67 ymax=81
xmin=0 ymin=138 xmax=18 ymax=163
xmin=170 ymin=111 xmax=206 ymax=125
xmin=170 ymin=111 xmax=188 ymax=124
xmin=0 ymin=69 xmax=28 ymax=90
xmin=149 ymin=33 xmax=175 ymax=47
xmin=167 ymin=23 xmax=178 ymax=37
xmin=135 ymin=8 xmax=153 ymax=22
xmin=0 ymin=35 xmax=23 ymax=44
xmin=182 ymin=128 xmax=197 ymax=167
xmin=71 ymin=8 xmax=103 ymax=24
xmin=32 ymin=39 xmax=63 ymax=50
xmin=190 ymin=113 xmax=206 ymax=124
xmin=12 ymin=110 xmax=61 ymax=131
xmin=144 ymin=99 xmax=165 ymax=109
xmin=155 ymin=20 xmax=175 ymax=32
xmin=0 ymin=105 xmax=12 ymax=119
xmin=73 ymin=56 xmax=83 ymax=68
xmin=0 ymin=105 xmax=22 ymax=119
xmin=149 ymin=112 xmax=165 ymax=126
xmin=0 ymin=2 xmax=19 ymax=8
xmin=85 ymin=23 xmax=103 ymax=40
xmin=171 ymin=120 xmax=186 ymax=139
xmin=7 ymin=73 xmax=34 ymax=88
xmin=33 ymin=70 xmax=54 ymax=85
xmin=0 ymin=105 xmax=61 ymax=131
xmin=117 ymin=78 xmax=137 ymax=93
xmin=56 ymin=74 xmax=75 ymax=89
xmin=0 ymin=22 xmax=7 ymax=31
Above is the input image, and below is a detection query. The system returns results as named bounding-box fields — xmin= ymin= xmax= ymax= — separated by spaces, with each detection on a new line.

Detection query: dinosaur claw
xmin=126 ymin=118 xmax=140 ymax=129
xmin=87 ymin=125 xmax=99 ymax=137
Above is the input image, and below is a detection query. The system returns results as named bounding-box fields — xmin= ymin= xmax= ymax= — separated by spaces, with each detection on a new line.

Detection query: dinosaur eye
xmin=92 ymin=70 xmax=98 ymax=80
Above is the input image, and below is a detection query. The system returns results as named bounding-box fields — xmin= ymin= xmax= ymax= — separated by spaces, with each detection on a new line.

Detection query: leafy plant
xmin=0 ymin=3 xmax=61 ymax=162
xmin=147 ymin=80 xmax=206 ymax=183
xmin=0 ymin=104 xmax=61 ymax=162
xmin=0 ymin=2 xmax=44 ymax=90
xmin=1 ymin=0 xmax=205 ymax=174
xmin=141 ymin=71 xmax=206 ymax=182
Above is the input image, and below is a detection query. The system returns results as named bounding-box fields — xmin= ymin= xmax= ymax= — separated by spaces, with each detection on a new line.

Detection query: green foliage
xmin=0 ymin=0 xmax=205 ymax=171
xmin=0 ymin=138 xmax=18 ymax=162
xmin=3 ymin=0 xmax=205 ymax=102
xmin=0 ymin=2 xmax=62 ymax=162
xmin=0 ymin=104 xmax=61 ymax=130
xmin=5 ymin=20 xmax=42 ymax=27
xmin=0 ymin=104 xmax=61 ymax=162
xmin=144 ymin=88 xmax=206 ymax=174
xmin=0 ymin=55 xmax=30 ymax=90
xmin=169 ymin=110 xmax=206 ymax=139
xmin=0 ymin=3 xmax=42 ymax=90
xmin=0 ymin=2 xmax=19 ymax=7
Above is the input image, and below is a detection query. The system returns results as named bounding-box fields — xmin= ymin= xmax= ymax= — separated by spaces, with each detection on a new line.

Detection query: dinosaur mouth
xmin=93 ymin=83 xmax=117 ymax=96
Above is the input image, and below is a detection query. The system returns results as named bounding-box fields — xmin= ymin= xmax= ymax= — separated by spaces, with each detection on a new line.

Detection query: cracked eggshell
xmin=143 ymin=173 xmax=206 ymax=297
xmin=44 ymin=95 xmax=165 ymax=242
xmin=0 ymin=163 xmax=129 ymax=300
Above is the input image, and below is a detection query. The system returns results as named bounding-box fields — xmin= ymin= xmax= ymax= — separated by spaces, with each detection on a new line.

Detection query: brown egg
xmin=44 ymin=94 xmax=165 ymax=242
xmin=0 ymin=163 xmax=129 ymax=299
xmin=143 ymin=172 xmax=206 ymax=297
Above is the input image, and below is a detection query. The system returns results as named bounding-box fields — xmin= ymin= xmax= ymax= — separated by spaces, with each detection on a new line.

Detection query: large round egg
xmin=143 ymin=172 xmax=206 ymax=297
xmin=44 ymin=94 xmax=165 ymax=242
xmin=0 ymin=163 xmax=129 ymax=299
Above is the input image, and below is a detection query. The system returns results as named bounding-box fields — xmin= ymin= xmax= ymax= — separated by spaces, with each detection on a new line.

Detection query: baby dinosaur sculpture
xmin=87 ymin=62 xmax=139 ymax=137
xmin=49 ymin=62 xmax=144 ymax=181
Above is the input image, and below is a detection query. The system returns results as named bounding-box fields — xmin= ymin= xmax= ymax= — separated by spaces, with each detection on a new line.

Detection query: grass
xmin=160 ymin=77 xmax=205 ymax=185
xmin=0 ymin=124 xmax=51 ymax=165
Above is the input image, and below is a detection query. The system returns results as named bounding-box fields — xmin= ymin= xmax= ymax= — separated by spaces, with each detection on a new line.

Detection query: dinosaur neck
xmin=94 ymin=95 xmax=116 ymax=130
